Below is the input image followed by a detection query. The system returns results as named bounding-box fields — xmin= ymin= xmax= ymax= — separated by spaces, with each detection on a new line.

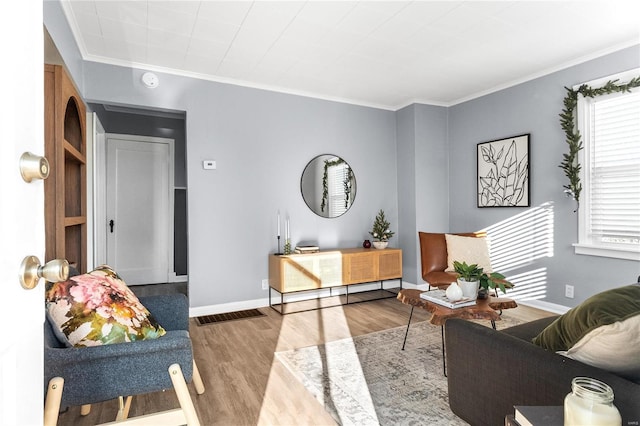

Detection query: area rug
xmin=275 ymin=315 xmax=524 ymax=426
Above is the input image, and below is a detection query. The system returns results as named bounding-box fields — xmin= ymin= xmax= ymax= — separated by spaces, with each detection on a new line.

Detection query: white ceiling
xmin=61 ymin=1 xmax=640 ymax=110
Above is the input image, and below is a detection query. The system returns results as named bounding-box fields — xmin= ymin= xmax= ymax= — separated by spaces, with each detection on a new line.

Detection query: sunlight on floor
xmin=483 ymin=202 xmax=554 ymax=301
xmin=258 ymin=305 xmax=379 ymax=424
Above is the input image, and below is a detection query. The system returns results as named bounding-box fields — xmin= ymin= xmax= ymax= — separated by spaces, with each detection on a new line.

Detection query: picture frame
xmin=477 ymin=133 xmax=530 ymax=207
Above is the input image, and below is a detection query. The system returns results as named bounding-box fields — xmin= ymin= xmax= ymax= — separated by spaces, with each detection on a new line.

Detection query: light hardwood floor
xmin=54 ymin=294 xmax=555 ymax=426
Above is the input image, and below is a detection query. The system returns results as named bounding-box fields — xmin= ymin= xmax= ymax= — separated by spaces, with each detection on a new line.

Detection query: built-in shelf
xmin=45 ymin=64 xmax=87 ymax=273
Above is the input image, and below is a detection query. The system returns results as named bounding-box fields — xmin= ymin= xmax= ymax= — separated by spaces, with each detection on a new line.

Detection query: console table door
xmin=343 ymin=251 xmax=378 ymax=284
xmin=378 ymin=250 xmax=402 ymax=280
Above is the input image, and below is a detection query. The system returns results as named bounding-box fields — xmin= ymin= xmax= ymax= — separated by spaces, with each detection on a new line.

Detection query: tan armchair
xmin=418 ymin=231 xmax=485 ymax=289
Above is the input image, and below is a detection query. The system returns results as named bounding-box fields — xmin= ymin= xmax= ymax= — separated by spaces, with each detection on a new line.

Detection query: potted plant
xmin=453 ymin=260 xmax=514 ymax=298
xmin=369 ymin=209 xmax=394 ymax=249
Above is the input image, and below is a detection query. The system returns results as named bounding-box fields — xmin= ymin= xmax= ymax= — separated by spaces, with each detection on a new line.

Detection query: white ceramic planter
xmin=457 ymin=279 xmax=479 ymax=299
xmin=373 ymin=241 xmax=388 ymax=249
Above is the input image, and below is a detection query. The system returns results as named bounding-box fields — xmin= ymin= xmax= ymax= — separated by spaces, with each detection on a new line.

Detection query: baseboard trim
xmin=189 ymin=280 xmax=415 ymax=317
xmin=189 ymin=284 xmax=571 ymax=317
xmin=189 ymin=298 xmax=269 ymax=317
xmin=516 ymin=299 xmax=570 ymax=314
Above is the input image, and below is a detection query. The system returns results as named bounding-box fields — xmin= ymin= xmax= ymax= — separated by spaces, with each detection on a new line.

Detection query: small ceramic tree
xmin=369 ymin=209 xmax=394 ymax=242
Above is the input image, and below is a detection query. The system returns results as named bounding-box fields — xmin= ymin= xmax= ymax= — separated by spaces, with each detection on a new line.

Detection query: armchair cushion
xmin=444 ymin=233 xmax=493 ymax=273
xmin=139 ymin=294 xmax=190 ymax=331
xmin=45 ymin=265 xmax=166 ymax=347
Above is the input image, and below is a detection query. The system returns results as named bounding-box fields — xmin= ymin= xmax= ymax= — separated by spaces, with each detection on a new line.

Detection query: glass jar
xmin=564 ymin=377 xmax=621 ymax=426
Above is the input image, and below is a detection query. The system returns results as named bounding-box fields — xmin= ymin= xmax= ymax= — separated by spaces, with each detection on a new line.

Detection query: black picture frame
xmin=477 ymin=133 xmax=530 ymax=207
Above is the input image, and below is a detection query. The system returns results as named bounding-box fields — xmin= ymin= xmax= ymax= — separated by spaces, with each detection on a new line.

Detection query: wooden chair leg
xmin=122 ymin=396 xmax=132 ymax=419
xmin=192 ymin=360 xmax=205 ymax=395
xmin=80 ymin=404 xmax=91 ymax=416
xmin=168 ymin=363 xmax=201 ymax=426
xmin=115 ymin=396 xmax=132 ymax=421
xmin=44 ymin=377 xmax=64 ymax=426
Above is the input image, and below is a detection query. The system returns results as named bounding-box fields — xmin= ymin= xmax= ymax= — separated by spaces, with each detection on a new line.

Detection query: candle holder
xmin=275 ymin=235 xmax=282 ymax=255
xmin=283 ymin=238 xmax=291 ymax=255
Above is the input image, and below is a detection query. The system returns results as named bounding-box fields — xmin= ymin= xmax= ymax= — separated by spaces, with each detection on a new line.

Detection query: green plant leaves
xmin=454 ymin=261 xmax=513 ymax=294
xmin=369 ymin=209 xmax=394 ymax=241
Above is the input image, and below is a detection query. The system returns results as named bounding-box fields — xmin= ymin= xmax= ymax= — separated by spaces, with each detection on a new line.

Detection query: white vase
xmin=457 ymin=279 xmax=479 ymax=299
xmin=445 ymin=282 xmax=463 ymax=302
xmin=373 ymin=241 xmax=388 ymax=249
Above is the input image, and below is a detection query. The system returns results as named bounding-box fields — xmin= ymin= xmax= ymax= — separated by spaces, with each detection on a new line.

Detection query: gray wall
xmin=448 ymin=45 xmax=640 ymax=306
xmin=79 ymin=62 xmax=398 ymax=307
xmin=396 ymin=104 xmax=450 ymax=284
xmin=396 ymin=106 xmax=418 ymax=283
xmin=45 ymin=0 xmax=639 ymax=309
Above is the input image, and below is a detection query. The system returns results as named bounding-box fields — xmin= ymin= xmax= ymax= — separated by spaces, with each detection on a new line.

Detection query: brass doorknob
xmin=19 ymin=256 xmax=69 ymax=289
xmin=20 ymin=152 xmax=50 ymax=182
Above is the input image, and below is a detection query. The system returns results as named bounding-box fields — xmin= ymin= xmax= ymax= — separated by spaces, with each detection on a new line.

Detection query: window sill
xmin=573 ymin=243 xmax=640 ymax=261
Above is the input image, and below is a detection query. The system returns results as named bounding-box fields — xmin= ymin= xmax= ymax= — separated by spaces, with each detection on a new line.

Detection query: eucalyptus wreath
xmin=559 ymin=76 xmax=640 ymax=209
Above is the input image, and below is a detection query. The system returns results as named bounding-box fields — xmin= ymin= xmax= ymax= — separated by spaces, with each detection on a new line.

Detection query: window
xmin=574 ymin=70 xmax=640 ymax=260
xmin=327 ymin=160 xmax=352 ymax=217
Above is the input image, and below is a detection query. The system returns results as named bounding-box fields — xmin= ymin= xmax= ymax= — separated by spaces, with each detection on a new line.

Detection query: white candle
xmin=277 ymin=211 xmax=281 ymax=237
xmin=286 ymin=218 xmax=290 ymax=240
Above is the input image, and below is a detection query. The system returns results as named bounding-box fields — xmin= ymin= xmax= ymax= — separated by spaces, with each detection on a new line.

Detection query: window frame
xmin=573 ymin=69 xmax=640 ymax=261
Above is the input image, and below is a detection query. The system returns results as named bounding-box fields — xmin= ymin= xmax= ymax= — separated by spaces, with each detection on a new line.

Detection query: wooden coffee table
xmin=397 ymin=288 xmax=517 ymax=375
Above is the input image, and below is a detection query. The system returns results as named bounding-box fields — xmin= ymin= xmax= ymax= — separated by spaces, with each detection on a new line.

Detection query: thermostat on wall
xmin=203 ymin=160 xmax=216 ymax=170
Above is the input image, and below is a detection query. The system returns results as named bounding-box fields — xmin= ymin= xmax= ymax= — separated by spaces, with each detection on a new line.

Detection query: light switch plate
xmin=203 ymin=160 xmax=216 ymax=170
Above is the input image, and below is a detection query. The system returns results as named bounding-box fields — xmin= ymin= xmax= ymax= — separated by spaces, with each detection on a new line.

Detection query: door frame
xmin=97 ymin=133 xmax=179 ymax=283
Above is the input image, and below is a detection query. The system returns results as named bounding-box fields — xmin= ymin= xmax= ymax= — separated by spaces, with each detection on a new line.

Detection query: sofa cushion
xmin=444 ymin=233 xmax=492 ymax=273
xmin=45 ymin=265 xmax=166 ymax=347
xmin=501 ymin=316 xmax=559 ymax=342
xmin=532 ymin=284 xmax=640 ymax=353
xmin=560 ymin=313 xmax=640 ymax=382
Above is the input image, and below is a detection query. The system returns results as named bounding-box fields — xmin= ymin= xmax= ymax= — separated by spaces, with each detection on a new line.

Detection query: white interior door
xmin=106 ymin=134 xmax=174 ymax=285
xmin=91 ymin=113 xmax=107 ymax=268
xmin=0 ymin=1 xmax=45 ymax=423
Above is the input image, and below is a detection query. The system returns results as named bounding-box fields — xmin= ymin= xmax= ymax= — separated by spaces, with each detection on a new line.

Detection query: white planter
xmin=457 ymin=279 xmax=479 ymax=299
xmin=372 ymin=241 xmax=388 ymax=249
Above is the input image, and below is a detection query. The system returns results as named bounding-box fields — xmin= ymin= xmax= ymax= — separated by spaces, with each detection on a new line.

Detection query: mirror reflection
xmin=301 ymin=154 xmax=356 ymax=218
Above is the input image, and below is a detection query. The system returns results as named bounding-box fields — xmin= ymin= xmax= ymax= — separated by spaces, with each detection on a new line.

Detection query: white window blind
xmin=327 ymin=161 xmax=350 ymax=217
xmin=576 ymin=78 xmax=640 ymax=260
xmin=589 ymin=92 xmax=640 ymax=245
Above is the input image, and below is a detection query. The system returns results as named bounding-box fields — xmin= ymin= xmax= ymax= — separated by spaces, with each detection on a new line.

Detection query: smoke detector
xmin=141 ymin=72 xmax=159 ymax=89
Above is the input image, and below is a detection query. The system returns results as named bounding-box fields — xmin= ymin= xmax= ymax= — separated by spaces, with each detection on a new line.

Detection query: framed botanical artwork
xmin=477 ymin=133 xmax=530 ymax=207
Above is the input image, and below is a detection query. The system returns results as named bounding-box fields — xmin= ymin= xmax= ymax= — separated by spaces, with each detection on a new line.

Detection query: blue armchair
xmin=43 ymin=293 xmax=205 ymax=425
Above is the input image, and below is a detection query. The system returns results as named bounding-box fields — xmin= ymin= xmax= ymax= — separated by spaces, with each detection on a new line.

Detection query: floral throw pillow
xmin=45 ymin=265 xmax=166 ymax=347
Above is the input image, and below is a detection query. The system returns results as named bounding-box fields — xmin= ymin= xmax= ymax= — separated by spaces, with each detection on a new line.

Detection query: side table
xmin=397 ymin=288 xmax=517 ymax=375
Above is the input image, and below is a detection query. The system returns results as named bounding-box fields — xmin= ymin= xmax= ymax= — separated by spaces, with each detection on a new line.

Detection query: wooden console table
xmin=269 ymin=248 xmax=402 ymax=314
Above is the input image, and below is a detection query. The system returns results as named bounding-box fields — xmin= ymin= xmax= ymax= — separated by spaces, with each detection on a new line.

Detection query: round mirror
xmin=301 ymin=154 xmax=356 ymax=218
